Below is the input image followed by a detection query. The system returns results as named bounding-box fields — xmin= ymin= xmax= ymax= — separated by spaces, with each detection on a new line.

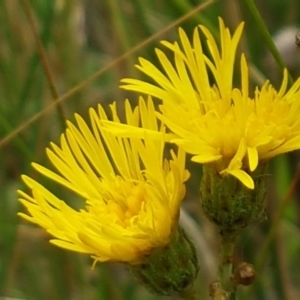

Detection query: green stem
xmin=217 ymin=232 xmax=238 ymax=300
xmin=209 ymin=281 xmax=229 ymax=300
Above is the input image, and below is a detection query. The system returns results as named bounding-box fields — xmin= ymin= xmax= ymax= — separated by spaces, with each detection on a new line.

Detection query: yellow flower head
xmin=18 ymin=97 xmax=189 ymax=264
xmin=121 ymin=18 xmax=300 ymax=189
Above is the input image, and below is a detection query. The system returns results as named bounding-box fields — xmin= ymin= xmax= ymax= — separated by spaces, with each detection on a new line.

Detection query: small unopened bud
xmin=129 ymin=226 xmax=199 ymax=296
xmin=233 ymin=262 xmax=255 ymax=286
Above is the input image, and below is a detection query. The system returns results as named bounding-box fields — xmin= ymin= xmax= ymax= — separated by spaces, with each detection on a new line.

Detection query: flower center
xmin=89 ymin=177 xmax=148 ymax=228
xmin=107 ymin=184 xmax=146 ymax=221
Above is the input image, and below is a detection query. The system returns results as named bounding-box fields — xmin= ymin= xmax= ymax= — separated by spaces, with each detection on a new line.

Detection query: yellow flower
xmin=18 ymin=97 xmax=189 ymax=264
xmin=121 ymin=18 xmax=300 ymax=189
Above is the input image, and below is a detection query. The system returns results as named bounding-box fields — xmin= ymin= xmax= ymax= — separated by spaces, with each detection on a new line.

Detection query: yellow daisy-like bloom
xmin=121 ymin=18 xmax=300 ymax=189
xmin=18 ymin=97 xmax=189 ymax=264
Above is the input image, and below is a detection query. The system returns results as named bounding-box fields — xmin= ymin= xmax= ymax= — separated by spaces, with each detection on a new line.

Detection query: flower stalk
xmin=217 ymin=232 xmax=237 ymax=299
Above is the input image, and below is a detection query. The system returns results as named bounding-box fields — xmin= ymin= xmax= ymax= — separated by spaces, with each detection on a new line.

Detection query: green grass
xmin=1 ymin=0 xmax=300 ymax=299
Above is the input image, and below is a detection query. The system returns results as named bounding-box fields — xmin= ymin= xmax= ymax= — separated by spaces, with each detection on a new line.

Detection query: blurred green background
xmin=1 ymin=0 xmax=300 ymax=299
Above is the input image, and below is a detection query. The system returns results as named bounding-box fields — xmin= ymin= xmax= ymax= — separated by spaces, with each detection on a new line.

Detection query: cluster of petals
xmin=121 ymin=18 xmax=300 ymax=189
xmin=18 ymin=97 xmax=189 ymax=264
